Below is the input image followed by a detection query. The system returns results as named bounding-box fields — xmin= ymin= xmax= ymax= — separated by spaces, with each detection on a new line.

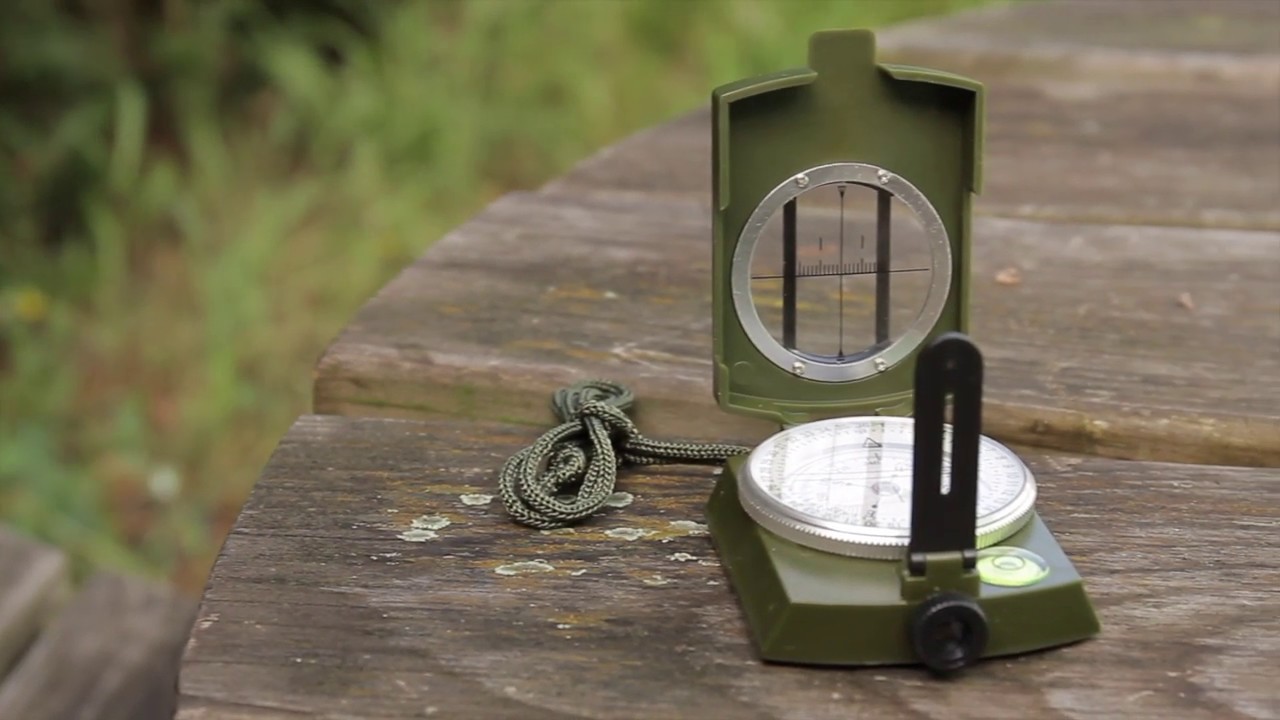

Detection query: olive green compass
xmin=706 ymin=29 xmax=1099 ymax=672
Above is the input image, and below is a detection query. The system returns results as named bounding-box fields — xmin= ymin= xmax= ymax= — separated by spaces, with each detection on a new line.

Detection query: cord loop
xmin=498 ymin=380 xmax=749 ymax=529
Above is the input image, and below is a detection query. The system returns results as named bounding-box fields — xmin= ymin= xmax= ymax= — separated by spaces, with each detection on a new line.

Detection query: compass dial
xmin=739 ymin=416 xmax=1036 ymax=558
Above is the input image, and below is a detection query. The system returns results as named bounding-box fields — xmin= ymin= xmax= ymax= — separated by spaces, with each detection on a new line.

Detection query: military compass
xmin=706 ymin=29 xmax=1099 ymax=672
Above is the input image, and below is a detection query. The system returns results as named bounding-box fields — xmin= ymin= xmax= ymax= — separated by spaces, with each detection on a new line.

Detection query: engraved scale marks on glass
xmin=730 ymin=163 xmax=952 ymax=384
xmin=740 ymin=417 xmax=1035 ymax=557
xmin=749 ymin=181 xmax=932 ymax=364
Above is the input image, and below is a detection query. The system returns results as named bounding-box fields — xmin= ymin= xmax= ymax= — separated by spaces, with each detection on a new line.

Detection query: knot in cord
xmin=498 ymin=380 xmax=750 ymax=529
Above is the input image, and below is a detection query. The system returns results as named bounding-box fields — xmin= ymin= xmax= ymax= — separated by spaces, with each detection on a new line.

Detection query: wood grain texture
xmin=0 ymin=527 xmax=69 ymax=678
xmin=0 ymin=572 xmax=197 ymax=720
xmin=315 ymin=188 xmax=1280 ymax=466
xmin=178 ymin=415 xmax=1280 ymax=720
xmin=881 ymin=0 xmax=1280 ymax=59
xmin=545 ymin=1 xmax=1280 ymax=230
xmin=548 ymin=48 xmax=1280 ymax=230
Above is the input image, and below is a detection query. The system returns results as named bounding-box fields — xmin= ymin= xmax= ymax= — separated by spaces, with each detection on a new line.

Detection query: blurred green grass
xmin=0 ymin=0 xmax=990 ymax=590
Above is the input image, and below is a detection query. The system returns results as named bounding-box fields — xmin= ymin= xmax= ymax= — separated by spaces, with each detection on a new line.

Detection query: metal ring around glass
xmin=730 ymin=163 xmax=952 ymax=383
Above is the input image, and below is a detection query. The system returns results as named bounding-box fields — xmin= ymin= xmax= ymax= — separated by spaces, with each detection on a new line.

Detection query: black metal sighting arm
xmin=908 ymin=332 xmax=983 ymax=575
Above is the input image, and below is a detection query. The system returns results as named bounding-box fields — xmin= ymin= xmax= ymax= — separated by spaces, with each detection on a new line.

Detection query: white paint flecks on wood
xmin=177 ymin=415 xmax=1279 ymax=719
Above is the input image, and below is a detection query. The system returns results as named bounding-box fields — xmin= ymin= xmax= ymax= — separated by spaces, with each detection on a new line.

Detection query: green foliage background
xmin=0 ymin=0 xmax=987 ymax=590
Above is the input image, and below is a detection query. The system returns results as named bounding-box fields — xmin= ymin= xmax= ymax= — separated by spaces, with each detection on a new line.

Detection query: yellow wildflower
xmin=10 ymin=286 xmax=50 ymax=323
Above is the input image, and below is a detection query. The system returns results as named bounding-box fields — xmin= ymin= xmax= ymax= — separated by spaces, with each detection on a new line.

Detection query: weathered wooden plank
xmin=0 ymin=572 xmax=197 ymax=720
xmin=545 ymin=79 xmax=1274 ymax=229
xmin=545 ymin=1 xmax=1280 ymax=230
xmin=315 ymin=188 xmax=1280 ymax=467
xmin=882 ymin=0 xmax=1280 ymax=60
xmin=0 ymin=528 xmax=69 ymax=678
xmin=179 ymin=414 xmax=1280 ymax=720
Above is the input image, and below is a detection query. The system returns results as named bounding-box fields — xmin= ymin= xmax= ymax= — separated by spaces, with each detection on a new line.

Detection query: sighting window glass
xmin=730 ymin=163 xmax=952 ymax=383
xmin=750 ymin=182 xmax=933 ymax=363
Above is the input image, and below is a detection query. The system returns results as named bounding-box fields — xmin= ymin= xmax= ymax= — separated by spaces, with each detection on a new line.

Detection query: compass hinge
xmin=901 ymin=550 xmax=980 ymax=602
xmin=908 ymin=548 xmax=977 ymax=577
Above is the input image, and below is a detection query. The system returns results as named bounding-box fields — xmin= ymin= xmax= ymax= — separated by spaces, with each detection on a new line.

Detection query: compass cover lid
xmin=711 ymin=29 xmax=984 ymax=426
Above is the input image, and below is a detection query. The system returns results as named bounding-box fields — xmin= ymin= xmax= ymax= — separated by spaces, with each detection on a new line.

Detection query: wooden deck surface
xmin=180 ymin=1 xmax=1280 ymax=718
xmin=180 ymin=415 xmax=1277 ymax=719
xmin=0 ymin=528 xmax=195 ymax=720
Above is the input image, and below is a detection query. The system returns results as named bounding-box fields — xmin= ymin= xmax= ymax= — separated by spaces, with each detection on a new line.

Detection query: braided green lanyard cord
xmin=498 ymin=380 xmax=750 ymax=529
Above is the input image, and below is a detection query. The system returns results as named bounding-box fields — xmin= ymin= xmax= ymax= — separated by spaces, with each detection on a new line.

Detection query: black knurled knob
xmin=910 ymin=592 xmax=989 ymax=674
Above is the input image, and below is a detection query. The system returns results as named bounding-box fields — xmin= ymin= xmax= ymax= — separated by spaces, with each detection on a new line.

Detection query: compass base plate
xmin=707 ymin=463 xmax=1099 ymax=666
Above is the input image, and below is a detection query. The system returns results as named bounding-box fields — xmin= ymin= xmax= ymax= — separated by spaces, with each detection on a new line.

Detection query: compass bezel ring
xmin=730 ymin=162 xmax=953 ymax=383
xmin=737 ymin=416 xmax=1038 ymax=559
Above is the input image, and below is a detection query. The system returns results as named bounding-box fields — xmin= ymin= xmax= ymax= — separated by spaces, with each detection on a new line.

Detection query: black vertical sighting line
xmin=875 ymin=188 xmax=892 ymax=344
xmin=838 ymin=184 xmax=846 ymax=358
xmin=782 ymin=199 xmax=797 ymax=349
